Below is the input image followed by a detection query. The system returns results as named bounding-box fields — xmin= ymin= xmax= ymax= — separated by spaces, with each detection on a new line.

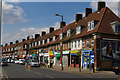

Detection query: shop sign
xmin=32 ymin=54 xmax=36 ymax=57
xmin=39 ymin=53 xmax=44 ymax=56
xmin=70 ymin=50 xmax=79 ymax=54
xmin=76 ymin=52 xmax=82 ymax=56
xmin=49 ymin=51 xmax=55 ymax=57
xmin=55 ymin=54 xmax=60 ymax=57
xmin=63 ymin=51 xmax=69 ymax=54
xmin=44 ymin=53 xmax=49 ymax=56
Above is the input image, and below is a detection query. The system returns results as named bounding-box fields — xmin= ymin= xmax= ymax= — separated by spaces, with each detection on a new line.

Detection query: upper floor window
xmin=43 ymin=40 xmax=45 ymax=45
xmin=66 ymin=43 xmax=67 ymax=49
xmin=76 ymin=26 xmax=81 ymax=34
xmin=32 ymin=43 xmax=34 ymax=47
xmin=38 ymin=41 xmax=41 ymax=45
xmin=60 ymin=33 xmax=62 ymax=39
xmin=72 ymin=41 xmax=73 ymax=48
xmin=75 ymin=41 xmax=77 ymax=48
xmin=91 ymin=36 xmax=94 ymax=46
xmin=47 ymin=38 xmax=49 ymax=43
xmin=87 ymin=38 xmax=89 ymax=47
xmin=78 ymin=40 xmax=80 ymax=48
xmin=35 ymin=42 xmax=37 ymax=46
xmin=53 ymin=36 xmax=56 ymax=41
xmin=82 ymin=39 xmax=85 ymax=47
xmin=25 ymin=45 xmax=27 ymax=48
xmin=68 ymin=42 xmax=71 ymax=49
xmin=111 ymin=21 xmax=120 ymax=34
xmin=88 ymin=20 xmax=99 ymax=31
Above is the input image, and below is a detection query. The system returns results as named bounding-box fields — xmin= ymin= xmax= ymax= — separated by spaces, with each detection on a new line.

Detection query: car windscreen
xmin=32 ymin=60 xmax=38 ymax=62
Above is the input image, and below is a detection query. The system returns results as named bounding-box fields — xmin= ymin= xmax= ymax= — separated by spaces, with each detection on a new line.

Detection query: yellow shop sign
xmin=70 ymin=50 xmax=79 ymax=53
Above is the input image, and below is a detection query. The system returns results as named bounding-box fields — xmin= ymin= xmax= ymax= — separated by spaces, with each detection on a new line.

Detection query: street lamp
xmin=28 ymin=35 xmax=33 ymax=60
xmin=55 ymin=14 xmax=64 ymax=70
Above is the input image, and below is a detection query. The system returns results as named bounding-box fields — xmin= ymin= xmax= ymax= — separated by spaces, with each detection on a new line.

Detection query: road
xmin=2 ymin=63 xmax=120 ymax=80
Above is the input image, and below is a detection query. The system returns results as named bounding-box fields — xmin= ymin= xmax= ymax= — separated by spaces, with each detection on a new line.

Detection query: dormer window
xmin=111 ymin=21 xmax=120 ymax=34
xmin=47 ymin=38 xmax=49 ymax=43
xmin=76 ymin=26 xmax=81 ymax=34
xmin=88 ymin=20 xmax=99 ymax=31
xmin=53 ymin=36 xmax=56 ymax=41
xmin=67 ymin=29 xmax=71 ymax=37
xmin=60 ymin=33 xmax=62 ymax=39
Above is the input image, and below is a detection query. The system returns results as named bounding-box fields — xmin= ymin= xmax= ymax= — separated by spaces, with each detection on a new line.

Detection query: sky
xmin=2 ymin=0 xmax=120 ymax=45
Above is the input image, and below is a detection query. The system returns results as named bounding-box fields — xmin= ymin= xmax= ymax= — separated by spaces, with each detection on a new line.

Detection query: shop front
xmin=44 ymin=53 xmax=49 ymax=65
xmin=70 ymin=50 xmax=81 ymax=68
xmin=54 ymin=51 xmax=60 ymax=66
xmin=82 ymin=50 xmax=95 ymax=70
xmin=49 ymin=51 xmax=55 ymax=67
xmin=39 ymin=53 xmax=44 ymax=64
xmin=63 ymin=51 xmax=70 ymax=67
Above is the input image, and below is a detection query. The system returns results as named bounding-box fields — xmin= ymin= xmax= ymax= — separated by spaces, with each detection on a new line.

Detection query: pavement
xmin=1 ymin=63 xmax=120 ymax=80
xmin=40 ymin=65 xmax=115 ymax=75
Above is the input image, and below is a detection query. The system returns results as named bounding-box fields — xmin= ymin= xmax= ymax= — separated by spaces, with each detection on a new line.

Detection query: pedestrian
xmin=91 ymin=58 xmax=95 ymax=73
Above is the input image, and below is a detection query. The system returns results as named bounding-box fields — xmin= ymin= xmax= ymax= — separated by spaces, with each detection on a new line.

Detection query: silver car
xmin=30 ymin=60 xmax=39 ymax=67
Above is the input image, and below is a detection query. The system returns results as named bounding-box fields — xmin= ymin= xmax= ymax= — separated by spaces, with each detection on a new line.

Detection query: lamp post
xmin=28 ymin=35 xmax=33 ymax=60
xmin=55 ymin=14 xmax=64 ymax=70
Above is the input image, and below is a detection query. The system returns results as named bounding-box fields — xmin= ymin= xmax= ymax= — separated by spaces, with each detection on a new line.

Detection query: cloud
xmin=2 ymin=2 xmax=27 ymax=24
xmin=2 ymin=21 xmax=60 ymax=44
xmin=90 ymin=0 xmax=119 ymax=15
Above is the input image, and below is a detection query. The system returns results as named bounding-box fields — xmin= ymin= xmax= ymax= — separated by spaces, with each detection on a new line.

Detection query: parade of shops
xmin=2 ymin=1 xmax=120 ymax=72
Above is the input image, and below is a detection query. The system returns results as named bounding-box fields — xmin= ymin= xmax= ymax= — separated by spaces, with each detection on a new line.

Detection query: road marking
xmin=45 ymin=75 xmax=54 ymax=78
xmin=32 ymin=71 xmax=41 ymax=75
xmin=2 ymin=69 xmax=9 ymax=80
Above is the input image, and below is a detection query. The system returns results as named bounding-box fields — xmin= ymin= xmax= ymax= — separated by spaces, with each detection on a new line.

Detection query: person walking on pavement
xmin=91 ymin=58 xmax=95 ymax=73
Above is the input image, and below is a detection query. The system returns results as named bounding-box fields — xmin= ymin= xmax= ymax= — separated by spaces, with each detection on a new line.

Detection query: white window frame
xmin=47 ymin=38 xmax=49 ymax=43
xmin=53 ymin=36 xmax=56 ymax=41
xmin=67 ymin=29 xmax=71 ymax=37
xmin=76 ymin=26 xmax=81 ymax=34
xmin=35 ymin=42 xmax=37 ymax=46
xmin=78 ymin=40 xmax=80 ymax=48
xmin=38 ymin=41 xmax=41 ymax=45
xmin=43 ymin=40 xmax=45 ymax=45
xmin=60 ymin=33 xmax=62 ymax=39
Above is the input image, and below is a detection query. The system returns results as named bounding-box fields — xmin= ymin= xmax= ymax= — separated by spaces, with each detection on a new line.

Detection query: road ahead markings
xmin=45 ymin=75 xmax=54 ymax=78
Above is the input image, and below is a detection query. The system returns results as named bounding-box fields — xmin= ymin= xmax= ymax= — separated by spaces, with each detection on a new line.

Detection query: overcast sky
xmin=2 ymin=0 xmax=120 ymax=45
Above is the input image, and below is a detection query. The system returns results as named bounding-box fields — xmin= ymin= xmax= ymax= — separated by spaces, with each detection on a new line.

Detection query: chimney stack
xmin=49 ymin=27 xmax=54 ymax=33
xmin=98 ymin=1 xmax=106 ymax=11
xmin=10 ymin=42 xmax=13 ymax=45
xmin=35 ymin=34 xmax=40 ymax=39
xmin=85 ymin=8 xmax=92 ymax=17
xmin=42 ymin=31 xmax=46 ymax=36
xmin=22 ymin=39 xmax=26 ymax=42
xmin=1 ymin=45 xmax=3 ymax=47
xmin=60 ymin=21 xmax=66 ymax=28
xmin=27 ymin=36 xmax=30 ymax=40
xmin=16 ymin=40 xmax=19 ymax=44
xmin=5 ymin=43 xmax=8 ymax=46
xmin=75 ymin=14 xmax=82 ymax=22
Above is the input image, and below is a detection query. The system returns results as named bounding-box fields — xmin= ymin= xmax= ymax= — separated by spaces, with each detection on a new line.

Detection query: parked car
xmin=1 ymin=59 xmax=8 ymax=66
xmin=30 ymin=59 xmax=39 ymax=67
xmin=19 ymin=59 xmax=25 ymax=65
xmin=113 ymin=62 xmax=120 ymax=74
xmin=11 ymin=59 xmax=15 ymax=63
xmin=14 ymin=60 xmax=19 ymax=64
